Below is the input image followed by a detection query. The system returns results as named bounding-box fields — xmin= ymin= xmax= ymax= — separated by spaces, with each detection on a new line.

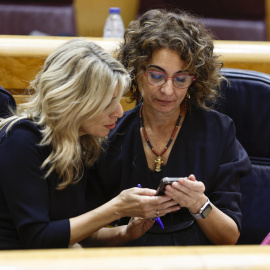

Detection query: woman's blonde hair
xmin=0 ymin=38 xmax=130 ymax=189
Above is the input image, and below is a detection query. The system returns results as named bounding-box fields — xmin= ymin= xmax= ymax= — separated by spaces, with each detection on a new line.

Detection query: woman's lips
xmin=157 ymin=99 xmax=172 ymax=105
xmin=104 ymin=123 xmax=116 ymax=130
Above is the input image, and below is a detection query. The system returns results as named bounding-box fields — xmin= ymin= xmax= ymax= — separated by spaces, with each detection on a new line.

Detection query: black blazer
xmin=87 ymin=104 xmax=251 ymax=246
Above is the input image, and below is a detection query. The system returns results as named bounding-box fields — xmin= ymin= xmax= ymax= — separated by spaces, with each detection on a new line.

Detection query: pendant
xmin=155 ymin=155 xmax=163 ymax=172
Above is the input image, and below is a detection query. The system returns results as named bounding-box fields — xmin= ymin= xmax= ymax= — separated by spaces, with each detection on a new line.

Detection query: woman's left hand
xmin=164 ymin=174 xmax=207 ymax=214
xmin=164 ymin=174 xmax=240 ymax=245
xmin=124 ymin=217 xmax=155 ymax=241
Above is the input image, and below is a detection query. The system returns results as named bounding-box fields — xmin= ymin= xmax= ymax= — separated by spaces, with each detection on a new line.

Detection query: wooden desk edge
xmin=1 ymin=36 xmax=270 ymax=63
xmin=13 ymin=95 xmax=136 ymax=112
xmin=0 ymin=35 xmax=122 ymax=56
xmin=0 ymin=246 xmax=269 ymax=270
xmin=1 ymin=36 xmax=270 ymax=92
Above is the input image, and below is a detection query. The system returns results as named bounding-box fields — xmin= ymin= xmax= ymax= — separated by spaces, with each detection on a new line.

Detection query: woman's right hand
xmin=69 ymin=187 xmax=179 ymax=246
xmin=112 ymin=187 xmax=180 ymax=219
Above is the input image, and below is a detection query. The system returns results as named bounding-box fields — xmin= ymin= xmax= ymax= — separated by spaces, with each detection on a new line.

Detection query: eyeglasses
xmin=144 ymin=71 xmax=196 ymax=89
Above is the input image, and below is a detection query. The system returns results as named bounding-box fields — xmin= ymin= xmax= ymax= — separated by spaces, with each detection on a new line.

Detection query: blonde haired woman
xmin=0 ymin=39 xmax=179 ymax=249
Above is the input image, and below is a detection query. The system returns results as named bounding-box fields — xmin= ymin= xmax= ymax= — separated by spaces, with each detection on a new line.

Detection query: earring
xmin=184 ymin=92 xmax=190 ymax=107
xmin=135 ymin=91 xmax=138 ymax=101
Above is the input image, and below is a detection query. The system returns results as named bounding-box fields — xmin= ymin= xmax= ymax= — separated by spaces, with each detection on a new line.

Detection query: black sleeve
xmin=0 ymin=123 xmax=70 ymax=248
xmin=209 ymin=120 xmax=251 ymax=231
xmin=86 ymin=159 xmax=113 ymax=211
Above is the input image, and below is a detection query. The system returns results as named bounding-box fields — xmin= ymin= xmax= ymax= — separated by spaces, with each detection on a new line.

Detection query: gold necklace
xmin=139 ymin=104 xmax=182 ymax=172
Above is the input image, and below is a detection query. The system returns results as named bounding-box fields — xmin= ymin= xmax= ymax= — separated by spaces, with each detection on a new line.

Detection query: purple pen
xmin=137 ymin=184 xmax=164 ymax=229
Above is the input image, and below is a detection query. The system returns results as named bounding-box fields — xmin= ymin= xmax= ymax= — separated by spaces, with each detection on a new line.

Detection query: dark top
xmin=87 ymin=104 xmax=251 ymax=246
xmin=0 ymin=86 xmax=16 ymax=118
xmin=0 ymin=119 xmax=87 ymax=249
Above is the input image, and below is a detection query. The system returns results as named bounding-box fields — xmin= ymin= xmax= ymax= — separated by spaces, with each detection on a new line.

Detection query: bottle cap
xmin=109 ymin=7 xmax=121 ymax=14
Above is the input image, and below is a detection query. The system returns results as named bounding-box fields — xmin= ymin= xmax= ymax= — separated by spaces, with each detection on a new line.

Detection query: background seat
xmin=216 ymin=68 xmax=270 ymax=244
xmin=0 ymin=86 xmax=16 ymax=118
xmin=138 ymin=0 xmax=268 ymax=41
xmin=0 ymin=0 xmax=76 ymax=36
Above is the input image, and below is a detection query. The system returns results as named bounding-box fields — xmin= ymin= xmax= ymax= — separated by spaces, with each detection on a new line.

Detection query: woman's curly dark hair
xmin=117 ymin=9 xmax=225 ymax=109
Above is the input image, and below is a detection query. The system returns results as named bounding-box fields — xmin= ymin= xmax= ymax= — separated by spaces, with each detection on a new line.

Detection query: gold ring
xmin=156 ymin=210 xmax=159 ymax=217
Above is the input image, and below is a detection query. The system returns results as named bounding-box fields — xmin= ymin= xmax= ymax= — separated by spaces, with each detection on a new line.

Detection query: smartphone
xmin=156 ymin=177 xmax=180 ymax=195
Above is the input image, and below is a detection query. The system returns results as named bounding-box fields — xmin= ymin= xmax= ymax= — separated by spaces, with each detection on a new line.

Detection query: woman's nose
xmin=111 ymin=102 xmax=123 ymax=119
xmin=160 ymin=78 xmax=174 ymax=95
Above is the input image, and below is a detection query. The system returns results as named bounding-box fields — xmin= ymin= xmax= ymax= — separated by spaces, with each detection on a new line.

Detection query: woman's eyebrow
xmin=105 ymin=96 xmax=117 ymax=109
xmin=147 ymin=65 xmax=166 ymax=72
xmin=147 ymin=64 xmax=185 ymax=74
xmin=109 ymin=96 xmax=117 ymax=104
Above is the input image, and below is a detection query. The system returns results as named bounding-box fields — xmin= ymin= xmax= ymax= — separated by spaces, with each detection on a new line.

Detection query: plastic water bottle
xmin=103 ymin=7 xmax=125 ymax=38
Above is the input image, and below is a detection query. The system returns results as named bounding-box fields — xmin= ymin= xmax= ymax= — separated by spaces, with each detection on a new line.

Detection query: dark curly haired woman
xmin=88 ymin=9 xmax=251 ymax=246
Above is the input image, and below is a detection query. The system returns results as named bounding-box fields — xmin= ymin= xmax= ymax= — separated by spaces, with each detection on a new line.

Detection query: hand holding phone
xmin=156 ymin=177 xmax=188 ymax=195
xmin=137 ymin=184 xmax=164 ymax=229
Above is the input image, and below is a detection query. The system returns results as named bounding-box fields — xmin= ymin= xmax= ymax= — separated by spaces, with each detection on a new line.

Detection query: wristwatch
xmin=189 ymin=197 xmax=212 ymax=219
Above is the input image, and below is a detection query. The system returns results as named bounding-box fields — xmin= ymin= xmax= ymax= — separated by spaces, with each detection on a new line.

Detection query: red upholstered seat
xmin=138 ymin=0 xmax=267 ymax=41
xmin=0 ymin=1 xmax=76 ymax=36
